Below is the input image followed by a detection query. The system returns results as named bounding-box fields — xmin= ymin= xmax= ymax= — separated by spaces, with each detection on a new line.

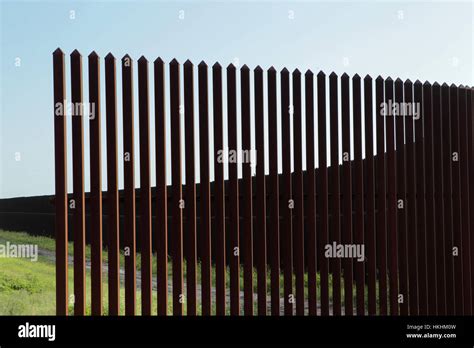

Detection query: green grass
xmin=0 ymin=230 xmax=381 ymax=315
xmin=0 ymin=256 xmax=54 ymax=315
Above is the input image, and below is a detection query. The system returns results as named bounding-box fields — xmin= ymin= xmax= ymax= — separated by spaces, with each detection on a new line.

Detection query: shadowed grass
xmin=0 ymin=230 xmax=381 ymax=315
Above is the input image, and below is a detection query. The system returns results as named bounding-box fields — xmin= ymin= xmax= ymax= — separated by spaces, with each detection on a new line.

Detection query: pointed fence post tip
xmin=198 ymin=61 xmax=208 ymax=68
xmin=122 ymin=53 xmax=132 ymax=66
xmin=305 ymin=69 xmax=313 ymax=75
xmin=212 ymin=62 xmax=221 ymax=69
xmin=353 ymin=73 xmax=360 ymax=79
xmin=170 ymin=58 xmax=179 ymax=65
xmin=241 ymin=64 xmax=249 ymax=70
xmin=88 ymin=51 xmax=99 ymax=59
xmin=268 ymin=66 xmax=276 ymax=73
xmin=71 ymin=49 xmax=82 ymax=57
xmin=364 ymin=74 xmax=372 ymax=80
xmin=227 ymin=63 xmax=235 ymax=70
xmin=122 ymin=54 xmax=133 ymax=68
xmin=105 ymin=52 xmax=115 ymax=61
xmin=138 ymin=56 xmax=148 ymax=63
xmin=341 ymin=72 xmax=349 ymax=79
xmin=154 ymin=57 xmax=164 ymax=65
xmin=53 ymin=48 xmax=64 ymax=56
xmin=293 ymin=68 xmax=300 ymax=75
xmin=184 ymin=59 xmax=193 ymax=66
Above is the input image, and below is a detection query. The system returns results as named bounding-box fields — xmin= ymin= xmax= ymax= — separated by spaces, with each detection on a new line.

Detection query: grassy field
xmin=0 ymin=230 xmax=378 ymax=315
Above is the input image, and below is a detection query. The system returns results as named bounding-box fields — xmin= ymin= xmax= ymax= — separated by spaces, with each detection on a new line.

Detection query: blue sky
xmin=0 ymin=0 xmax=472 ymax=198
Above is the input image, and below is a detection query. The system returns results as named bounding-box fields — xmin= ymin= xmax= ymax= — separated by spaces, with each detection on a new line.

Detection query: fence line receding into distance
xmin=53 ymin=48 xmax=474 ymax=316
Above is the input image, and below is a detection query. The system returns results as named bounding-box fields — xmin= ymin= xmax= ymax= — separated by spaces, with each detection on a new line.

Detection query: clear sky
xmin=1 ymin=0 xmax=473 ymax=198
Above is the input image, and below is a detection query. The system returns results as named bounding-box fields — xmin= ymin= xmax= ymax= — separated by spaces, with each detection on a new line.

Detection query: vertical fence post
xmin=404 ymin=80 xmax=418 ymax=315
xmin=71 ymin=50 xmax=86 ymax=316
xmin=442 ymin=83 xmax=455 ymax=315
xmin=89 ymin=51 xmax=103 ymax=316
xmin=212 ymin=63 xmax=226 ymax=315
xmin=364 ymin=75 xmax=376 ymax=315
xmin=395 ymin=78 xmax=408 ymax=316
xmin=329 ymin=72 xmax=341 ymax=316
xmin=432 ymin=82 xmax=446 ymax=315
xmin=450 ymin=84 xmax=463 ymax=315
xmin=459 ymin=86 xmax=471 ymax=315
xmin=341 ymin=73 xmax=353 ymax=316
xmin=352 ymin=74 xmax=365 ymax=316
xmin=53 ymin=48 xmax=68 ymax=316
xmin=199 ymin=61 xmax=212 ymax=316
xmin=375 ymin=76 xmax=388 ymax=315
xmin=122 ymin=54 xmax=136 ymax=316
xmin=423 ymin=82 xmax=438 ymax=315
xmin=227 ymin=63 xmax=240 ymax=315
xmin=170 ymin=59 xmax=184 ymax=316
xmin=241 ymin=65 xmax=254 ymax=316
xmin=267 ymin=67 xmax=280 ymax=316
xmin=468 ymin=88 xmax=474 ymax=315
xmin=105 ymin=53 xmax=120 ymax=315
xmin=183 ymin=59 xmax=197 ymax=316
xmin=305 ymin=70 xmax=317 ymax=316
xmin=385 ymin=78 xmax=398 ymax=316
xmin=317 ymin=71 xmax=330 ymax=316
xmin=138 ymin=56 xmax=152 ymax=315
xmin=154 ymin=57 xmax=168 ymax=316
xmin=292 ymin=69 xmax=305 ymax=315
xmin=281 ymin=68 xmax=293 ymax=316
xmin=414 ymin=80 xmax=427 ymax=315
xmin=255 ymin=66 xmax=267 ymax=316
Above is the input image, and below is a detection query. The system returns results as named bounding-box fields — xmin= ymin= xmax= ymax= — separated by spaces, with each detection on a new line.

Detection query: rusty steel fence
xmin=53 ymin=48 xmax=474 ymax=316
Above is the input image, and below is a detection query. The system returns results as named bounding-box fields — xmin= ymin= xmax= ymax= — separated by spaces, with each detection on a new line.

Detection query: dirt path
xmin=38 ymin=247 xmax=340 ymax=315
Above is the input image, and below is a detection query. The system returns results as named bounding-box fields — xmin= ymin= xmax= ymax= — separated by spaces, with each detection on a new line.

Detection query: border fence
xmin=53 ymin=48 xmax=473 ymax=316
